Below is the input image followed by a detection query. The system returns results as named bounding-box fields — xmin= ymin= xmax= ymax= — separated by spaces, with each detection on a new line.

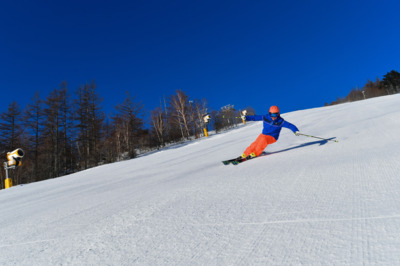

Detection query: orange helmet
xmin=269 ymin=105 xmax=280 ymax=114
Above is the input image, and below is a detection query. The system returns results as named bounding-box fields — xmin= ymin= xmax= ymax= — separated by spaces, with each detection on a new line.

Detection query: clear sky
xmin=1 ymin=0 xmax=399 ymax=124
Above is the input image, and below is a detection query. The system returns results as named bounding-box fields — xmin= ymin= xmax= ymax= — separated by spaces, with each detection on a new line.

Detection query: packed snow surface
xmin=1 ymin=95 xmax=400 ymax=265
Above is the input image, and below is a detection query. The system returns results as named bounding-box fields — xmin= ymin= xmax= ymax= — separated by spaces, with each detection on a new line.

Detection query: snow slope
xmin=1 ymin=94 xmax=400 ymax=265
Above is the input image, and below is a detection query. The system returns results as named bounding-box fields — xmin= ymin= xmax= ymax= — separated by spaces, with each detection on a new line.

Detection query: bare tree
xmin=170 ymin=90 xmax=190 ymax=140
xmin=192 ymin=99 xmax=208 ymax=138
xmin=102 ymin=116 xmax=118 ymax=163
xmin=23 ymin=92 xmax=44 ymax=181
xmin=0 ymin=101 xmax=23 ymax=151
xmin=75 ymin=81 xmax=104 ymax=169
xmin=113 ymin=91 xmax=144 ymax=159
xmin=151 ymin=107 xmax=166 ymax=147
xmin=0 ymin=102 xmax=23 ymax=185
xmin=42 ymin=87 xmax=66 ymax=178
xmin=364 ymin=78 xmax=384 ymax=98
xmin=346 ymin=88 xmax=364 ymax=102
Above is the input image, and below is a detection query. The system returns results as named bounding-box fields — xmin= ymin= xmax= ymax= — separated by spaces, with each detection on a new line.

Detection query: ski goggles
xmin=269 ymin=112 xmax=280 ymax=117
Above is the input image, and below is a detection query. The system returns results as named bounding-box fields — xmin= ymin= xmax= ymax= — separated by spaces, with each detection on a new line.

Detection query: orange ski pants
xmin=244 ymin=134 xmax=276 ymax=157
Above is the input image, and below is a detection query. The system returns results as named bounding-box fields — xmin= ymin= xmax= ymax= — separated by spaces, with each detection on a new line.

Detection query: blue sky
xmin=1 ymin=0 xmax=399 ymax=124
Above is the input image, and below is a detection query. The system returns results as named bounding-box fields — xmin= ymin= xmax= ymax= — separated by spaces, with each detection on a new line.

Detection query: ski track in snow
xmin=1 ymin=94 xmax=400 ymax=265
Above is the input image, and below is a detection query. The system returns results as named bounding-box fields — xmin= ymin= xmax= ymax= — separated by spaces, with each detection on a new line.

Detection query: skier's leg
xmin=254 ymin=135 xmax=276 ymax=156
xmin=243 ymin=134 xmax=266 ymax=157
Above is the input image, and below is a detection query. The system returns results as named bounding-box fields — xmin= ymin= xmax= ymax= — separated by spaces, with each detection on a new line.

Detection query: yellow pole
xmin=4 ymin=162 xmax=13 ymax=189
xmin=203 ymin=128 xmax=208 ymax=137
xmin=5 ymin=178 xmax=12 ymax=189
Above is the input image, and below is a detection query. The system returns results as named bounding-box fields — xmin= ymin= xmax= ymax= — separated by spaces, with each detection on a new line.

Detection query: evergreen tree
xmin=381 ymin=70 xmax=400 ymax=94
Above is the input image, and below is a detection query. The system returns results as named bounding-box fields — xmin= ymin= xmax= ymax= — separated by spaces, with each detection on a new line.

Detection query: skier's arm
xmin=245 ymin=115 xmax=263 ymax=121
xmin=282 ymin=120 xmax=299 ymax=134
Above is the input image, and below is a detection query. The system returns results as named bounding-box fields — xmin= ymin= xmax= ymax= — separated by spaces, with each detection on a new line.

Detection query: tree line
xmin=325 ymin=70 xmax=400 ymax=105
xmin=5 ymin=69 xmax=396 ymax=188
xmin=0 ymin=82 xmax=244 ymax=189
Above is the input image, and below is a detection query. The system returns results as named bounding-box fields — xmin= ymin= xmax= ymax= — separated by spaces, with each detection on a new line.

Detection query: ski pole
xmin=297 ymin=133 xmax=338 ymax=143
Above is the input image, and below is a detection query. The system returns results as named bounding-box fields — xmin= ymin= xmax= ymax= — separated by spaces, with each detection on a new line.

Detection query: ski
xmin=222 ymin=152 xmax=267 ymax=165
xmin=231 ymin=156 xmax=253 ymax=165
xmin=222 ymin=156 xmax=242 ymax=165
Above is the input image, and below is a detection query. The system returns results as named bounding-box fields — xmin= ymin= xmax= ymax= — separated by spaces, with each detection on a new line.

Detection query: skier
xmin=240 ymin=105 xmax=299 ymax=159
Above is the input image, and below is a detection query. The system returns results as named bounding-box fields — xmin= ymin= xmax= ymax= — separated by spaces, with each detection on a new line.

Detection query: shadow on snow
xmin=267 ymin=138 xmax=335 ymax=156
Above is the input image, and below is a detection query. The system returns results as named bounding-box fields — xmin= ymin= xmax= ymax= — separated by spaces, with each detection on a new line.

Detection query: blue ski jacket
xmin=245 ymin=114 xmax=299 ymax=140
